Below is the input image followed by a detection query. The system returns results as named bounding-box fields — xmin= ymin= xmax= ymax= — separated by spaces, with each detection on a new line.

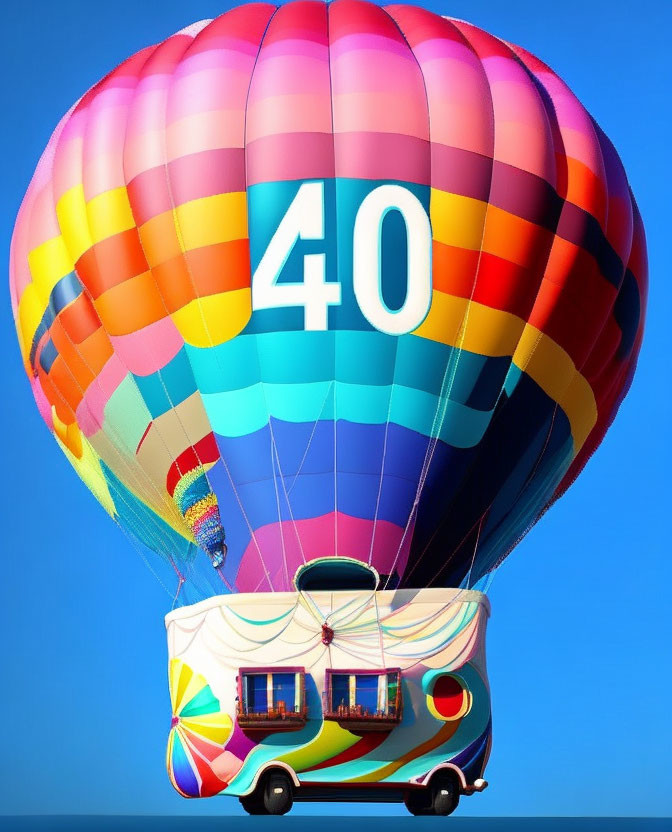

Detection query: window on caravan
xmin=237 ymin=667 xmax=307 ymax=731
xmin=324 ymin=668 xmax=402 ymax=730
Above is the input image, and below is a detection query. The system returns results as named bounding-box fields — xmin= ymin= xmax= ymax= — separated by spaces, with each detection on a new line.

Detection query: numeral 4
xmin=251 ymin=181 xmax=341 ymax=331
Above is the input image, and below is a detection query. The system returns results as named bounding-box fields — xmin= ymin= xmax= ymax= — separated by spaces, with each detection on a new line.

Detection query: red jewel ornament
xmin=321 ymin=623 xmax=334 ymax=645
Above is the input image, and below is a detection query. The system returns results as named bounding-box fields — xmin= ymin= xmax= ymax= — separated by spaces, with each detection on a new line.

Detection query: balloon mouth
xmin=294 ymin=557 xmax=379 ymax=592
xmin=171 ymin=716 xmax=180 ymax=728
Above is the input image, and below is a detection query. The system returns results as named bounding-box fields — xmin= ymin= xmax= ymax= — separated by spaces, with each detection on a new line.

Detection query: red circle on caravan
xmin=432 ymin=675 xmax=468 ymax=719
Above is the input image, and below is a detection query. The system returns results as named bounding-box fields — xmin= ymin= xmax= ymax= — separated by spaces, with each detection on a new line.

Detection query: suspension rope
xmin=368 ymin=377 xmax=398 ymax=566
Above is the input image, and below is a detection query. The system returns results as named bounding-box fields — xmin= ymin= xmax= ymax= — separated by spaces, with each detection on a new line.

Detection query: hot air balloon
xmin=10 ymin=0 xmax=646 ymax=815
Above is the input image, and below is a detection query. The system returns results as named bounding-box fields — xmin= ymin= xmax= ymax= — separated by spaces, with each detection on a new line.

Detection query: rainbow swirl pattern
xmin=167 ymin=658 xmax=237 ymax=797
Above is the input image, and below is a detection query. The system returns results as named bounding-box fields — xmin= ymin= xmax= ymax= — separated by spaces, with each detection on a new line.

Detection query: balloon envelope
xmin=9 ymin=1 xmax=647 ymax=597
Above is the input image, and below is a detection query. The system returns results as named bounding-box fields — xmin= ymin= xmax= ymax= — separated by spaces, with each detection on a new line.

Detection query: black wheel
xmin=261 ymin=770 xmax=294 ymax=815
xmin=429 ymin=771 xmax=460 ymax=816
xmin=404 ymin=788 xmax=433 ymax=816
xmin=239 ymin=791 xmax=268 ymax=815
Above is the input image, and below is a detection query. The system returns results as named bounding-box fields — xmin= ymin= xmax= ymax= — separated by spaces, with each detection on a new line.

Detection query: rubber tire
xmin=239 ymin=791 xmax=269 ymax=815
xmin=404 ymin=788 xmax=433 ymax=816
xmin=262 ymin=770 xmax=294 ymax=815
xmin=430 ymin=772 xmax=460 ymax=816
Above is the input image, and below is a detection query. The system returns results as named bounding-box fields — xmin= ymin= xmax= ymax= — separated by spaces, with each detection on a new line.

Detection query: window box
xmin=237 ymin=667 xmax=307 ymax=731
xmin=323 ymin=668 xmax=402 ymax=731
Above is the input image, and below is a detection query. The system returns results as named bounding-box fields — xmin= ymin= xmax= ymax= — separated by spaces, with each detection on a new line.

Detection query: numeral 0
xmin=252 ymin=181 xmax=432 ymax=335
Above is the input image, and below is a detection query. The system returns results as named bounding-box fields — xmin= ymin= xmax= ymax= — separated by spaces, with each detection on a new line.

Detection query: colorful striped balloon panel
xmin=9 ymin=1 xmax=647 ymax=596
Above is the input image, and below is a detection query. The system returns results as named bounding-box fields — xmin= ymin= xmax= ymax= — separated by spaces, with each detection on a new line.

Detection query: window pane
xmin=387 ymin=672 xmax=399 ymax=714
xmin=246 ymin=674 xmax=268 ymax=713
xmin=272 ymin=673 xmax=296 ymax=710
xmin=355 ymin=674 xmax=379 ymax=714
xmin=331 ymin=674 xmax=350 ymax=710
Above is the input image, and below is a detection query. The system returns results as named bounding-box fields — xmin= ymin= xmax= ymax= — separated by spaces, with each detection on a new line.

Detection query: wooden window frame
xmin=236 ymin=666 xmax=307 ymax=731
xmin=323 ymin=667 xmax=402 ymax=731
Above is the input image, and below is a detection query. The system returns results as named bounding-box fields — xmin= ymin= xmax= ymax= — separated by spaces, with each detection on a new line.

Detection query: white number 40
xmin=251 ymin=181 xmax=432 ymax=335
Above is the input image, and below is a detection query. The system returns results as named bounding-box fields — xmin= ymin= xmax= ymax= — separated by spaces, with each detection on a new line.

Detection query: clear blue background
xmin=1 ymin=0 xmax=670 ymax=819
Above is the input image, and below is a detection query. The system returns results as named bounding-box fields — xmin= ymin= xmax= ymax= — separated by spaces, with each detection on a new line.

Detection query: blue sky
xmin=1 ymin=0 xmax=670 ymax=818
